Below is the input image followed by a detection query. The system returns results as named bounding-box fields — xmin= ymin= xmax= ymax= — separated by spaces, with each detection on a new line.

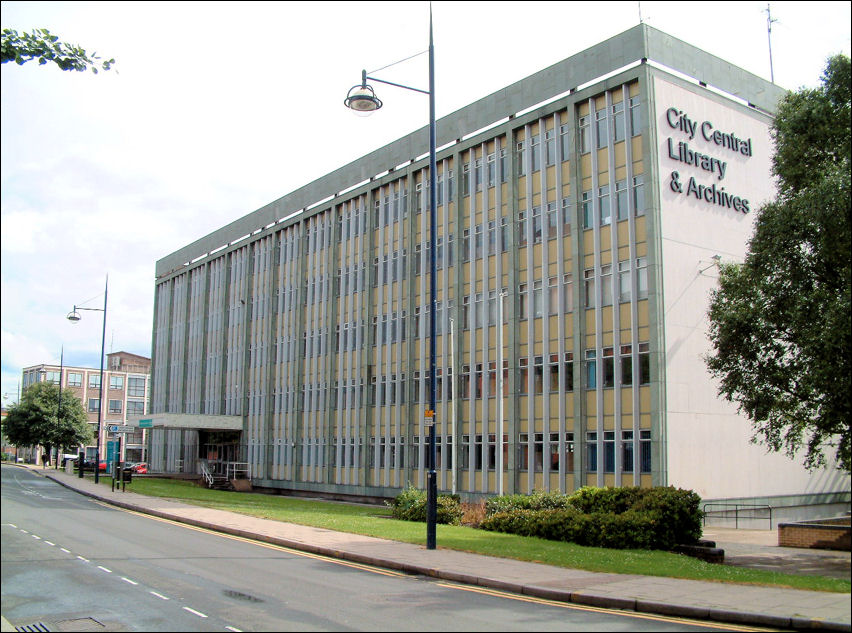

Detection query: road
xmin=2 ymin=466 xmax=758 ymax=632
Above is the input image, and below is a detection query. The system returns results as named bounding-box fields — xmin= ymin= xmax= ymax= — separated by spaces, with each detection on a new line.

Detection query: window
xmin=559 ymin=124 xmax=570 ymax=161
xmin=563 ymin=273 xmax=574 ymax=313
xmin=548 ymin=354 xmax=560 ymax=391
xmin=602 ymin=347 xmax=615 ymax=388
xmin=109 ymin=399 xmax=122 ymax=414
xmin=563 ymin=352 xmax=574 ymax=392
xmin=518 ymin=357 xmax=529 ymax=394
xmin=548 ymin=276 xmax=559 ymax=315
xmin=586 ymin=432 xmax=598 ymax=472
xmin=629 ymin=96 xmax=642 ymax=136
xmin=585 ymin=349 xmax=597 ymax=389
xmin=532 ymin=280 xmax=543 ymax=318
xmin=615 ymin=179 xmax=628 ymax=220
xmin=633 ymin=175 xmax=645 ymax=216
xmin=640 ymin=429 xmax=652 ymax=472
xmin=67 ymin=372 xmax=82 ymax=387
xmin=578 ymin=115 xmax=590 ymax=154
xmin=109 ymin=375 xmax=124 ymax=390
xmin=88 ymin=398 xmax=100 ymax=413
xmin=561 ymin=197 xmax=572 ymax=235
xmin=620 ymin=344 xmax=633 ymax=386
xmin=584 ymin=268 xmax=595 ymax=309
xmin=546 ymin=201 xmax=558 ymax=239
xmin=600 ymin=264 xmax=612 ymax=307
xmin=531 ymin=206 xmax=542 ymax=244
xmin=518 ymin=433 xmax=529 ymax=471
xmin=518 ymin=283 xmax=528 ymax=320
xmin=533 ymin=356 xmax=544 ymax=395
xmin=595 ymin=108 xmax=608 ymax=148
xmin=582 ymin=190 xmax=593 ymax=229
xmin=598 ymin=185 xmax=611 ymax=226
xmin=638 ymin=343 xmax=651 ymax=385
xmin=516 ymin=140 xmax=526 ymax=176
xmin=545 ymin=129 xmax=556 ymax=166
xmin=604 ymin=431 xmax=615 ymax=472
xmin=612 ymin=100 xmax=625 ymax=142
xmin=89 ymin=374 xmax=101 ymax=389
xmin=618 ymin=260 xmax=632 ymax=303
xmin=530 ymin=134 xmax=540 ymax=172
xmin=487 ymin=152 xmax=496 ymax=187
xmin=462 ymin=162 xmax=471 ymax=196
xmin=636 ymin=257 xmax=648 ymax=299
xmin=127 ymin=400 xmax=144 ymax=416
xmin=622 ymin=430 xmax=634 ymax=473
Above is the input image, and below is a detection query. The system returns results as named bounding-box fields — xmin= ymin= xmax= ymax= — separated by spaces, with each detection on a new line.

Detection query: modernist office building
xmin=146 ymin=24 xmax=849 ymax=516
xmin=21 ymin=351 xmax=152 ymax=463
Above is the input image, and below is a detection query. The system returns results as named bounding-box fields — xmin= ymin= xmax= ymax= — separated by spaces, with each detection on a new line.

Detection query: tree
xmin=1 ymin=382 xmax=93 ymax=457
xmin=705 ymin=54 xmax=851 ymax=474
xmin=1 ymin=28 xmax=114 ymax=73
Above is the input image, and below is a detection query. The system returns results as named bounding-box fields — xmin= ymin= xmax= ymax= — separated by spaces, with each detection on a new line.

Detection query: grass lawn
xmin=105 ymin=475 xmax=849 ymax=593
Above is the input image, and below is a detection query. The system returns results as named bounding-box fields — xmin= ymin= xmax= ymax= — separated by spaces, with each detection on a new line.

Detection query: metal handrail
xmin=198 ymin=459 xmax=214 ymax=487
xmin=703 ymin=503 xmax=773 ymax=529
xmin=227 ymin=462 xmax=250 ymax=480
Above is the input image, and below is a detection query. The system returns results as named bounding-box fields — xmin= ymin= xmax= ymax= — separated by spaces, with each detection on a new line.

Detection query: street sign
xmin=139 ymin=419 xmax=153 ymax=428
xmin=107 ymin=425 xmax=133 ymax=433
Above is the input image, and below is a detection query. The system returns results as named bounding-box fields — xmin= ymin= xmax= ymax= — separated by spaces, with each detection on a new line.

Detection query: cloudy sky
xmin=2 ymin=1 xmax=850 ymax=404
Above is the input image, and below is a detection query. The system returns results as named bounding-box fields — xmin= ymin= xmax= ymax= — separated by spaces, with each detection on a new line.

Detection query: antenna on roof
xmin=764 ymin=3 xmax=778 ymax=84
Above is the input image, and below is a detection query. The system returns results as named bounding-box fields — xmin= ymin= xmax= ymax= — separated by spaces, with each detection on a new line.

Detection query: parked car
xmin=81 ymin=459 xmax=107 ymax=472
xmin=61 ymin=454 xmax=80 ymax=467
xmin=129 ymin=462 xmax=148 ymax=474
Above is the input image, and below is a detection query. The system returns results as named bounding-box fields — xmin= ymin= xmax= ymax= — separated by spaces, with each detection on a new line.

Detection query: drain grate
xmin=15 ymin=623 xmax=50 ymax=632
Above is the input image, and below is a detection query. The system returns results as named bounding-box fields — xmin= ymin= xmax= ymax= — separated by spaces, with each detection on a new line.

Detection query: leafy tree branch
xmin=1 ymin=28 xmax=114 ymax=73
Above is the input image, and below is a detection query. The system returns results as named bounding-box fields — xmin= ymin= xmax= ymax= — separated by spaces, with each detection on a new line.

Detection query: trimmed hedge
xmin=479 ymin=486 xmax=703 ymax=550
xmin=387 ymin=484 xmax=464 ymax=525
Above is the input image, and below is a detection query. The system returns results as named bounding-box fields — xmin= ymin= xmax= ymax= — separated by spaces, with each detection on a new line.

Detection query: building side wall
xmin=652 ymin=75 xmax=851 ymax=499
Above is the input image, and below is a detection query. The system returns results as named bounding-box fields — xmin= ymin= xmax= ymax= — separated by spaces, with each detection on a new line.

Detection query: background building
xmin=145 ymin=24 xmax=849 ymax=519
xmin=21 ymin=351 xmax=151 ymax=464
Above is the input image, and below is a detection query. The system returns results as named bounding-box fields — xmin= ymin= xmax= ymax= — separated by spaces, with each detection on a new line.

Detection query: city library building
xmin=142 ymin=24 xmax=850 ymax=520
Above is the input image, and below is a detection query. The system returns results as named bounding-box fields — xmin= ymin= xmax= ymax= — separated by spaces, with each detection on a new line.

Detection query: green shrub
xmin=485 ymin=490 xmax=573 ymax=517
xmin=479 ymin=486 xmax=703 ymax=550
xmin=387 ymin=484 xmax=463 ymax=525
xmin=480 ymin=507 xmax=663 ymax=549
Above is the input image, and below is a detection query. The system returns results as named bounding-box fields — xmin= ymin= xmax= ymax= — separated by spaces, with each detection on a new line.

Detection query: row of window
xmin=325 ymin=347 xmax=649 ymax=409
xmin=581 ymin=175 xmax=646 ymax=229
xmin=87 ymin=398 xmax=146 ymax=415
xmin=308 ymin=430 xmax=651 ymax=473
xmin=32 ymin=372 xmax=147 ymax=396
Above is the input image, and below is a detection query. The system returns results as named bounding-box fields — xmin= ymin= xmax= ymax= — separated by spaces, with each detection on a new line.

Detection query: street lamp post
xmin=67 ymin=275 xmax=108 ymax=484
xmin=344 ymin=9 xmax=438 ymax=549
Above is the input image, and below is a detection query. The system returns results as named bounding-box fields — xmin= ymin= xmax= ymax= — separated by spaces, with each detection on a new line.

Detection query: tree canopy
xmin=705 ymin=54 xmax=851 ymax=474
xmin=1 ymin=28 xmax=114 ymax=73
xmin=1 ymin=382 xmax=93 ymax=453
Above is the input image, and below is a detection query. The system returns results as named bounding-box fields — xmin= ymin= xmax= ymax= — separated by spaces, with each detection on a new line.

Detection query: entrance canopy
xmin=126 ymin=414 xmax=242 ymax=431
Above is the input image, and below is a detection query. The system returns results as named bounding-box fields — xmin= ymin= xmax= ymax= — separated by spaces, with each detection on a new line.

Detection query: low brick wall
xmin=778 ymin=520 xmax=851 ymax=551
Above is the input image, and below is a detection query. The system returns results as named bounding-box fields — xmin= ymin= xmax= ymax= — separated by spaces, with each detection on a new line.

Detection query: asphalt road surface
xmin=2 ymin=466 xmax=761 ymax=632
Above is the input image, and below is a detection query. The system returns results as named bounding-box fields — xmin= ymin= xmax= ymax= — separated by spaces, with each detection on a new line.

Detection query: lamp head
xmin=345 ymin=71 xmax=382 ymax=116
xmin=67 ymin=309 xmax=81 ymax=323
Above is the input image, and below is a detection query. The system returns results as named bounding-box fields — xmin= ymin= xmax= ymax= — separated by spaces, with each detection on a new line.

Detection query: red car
xmin=130 ymin=462 xmax=148 ymax=474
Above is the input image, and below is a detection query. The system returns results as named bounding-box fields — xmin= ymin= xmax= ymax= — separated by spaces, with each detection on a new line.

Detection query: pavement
xmin=3 ymin=464 xmax=850 ymax=632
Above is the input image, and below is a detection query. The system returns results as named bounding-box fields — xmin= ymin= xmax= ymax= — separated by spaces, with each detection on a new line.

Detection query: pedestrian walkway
xmin=9 ymin=465 xmax=852 ymax=631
